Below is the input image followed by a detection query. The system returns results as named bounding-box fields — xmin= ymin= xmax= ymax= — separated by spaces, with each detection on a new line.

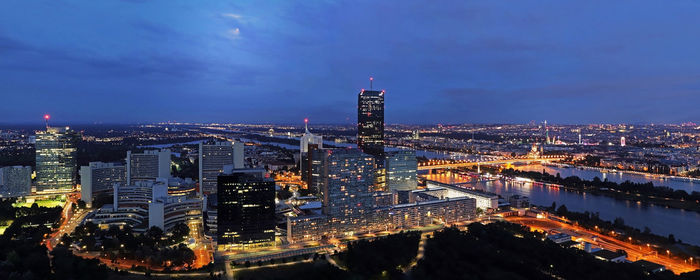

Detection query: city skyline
xmin=4 ymin=1 xmax=700 ymax=124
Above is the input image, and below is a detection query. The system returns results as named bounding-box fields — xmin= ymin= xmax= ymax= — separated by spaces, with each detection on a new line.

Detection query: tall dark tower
xmin=358 ymin=77 xmax=386 ymax=190
xmin=357 ymin=78 xmax=385 ymax=162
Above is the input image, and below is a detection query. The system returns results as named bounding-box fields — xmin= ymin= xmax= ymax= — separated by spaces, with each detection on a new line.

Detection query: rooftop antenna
xmin=304 ymin=118 xmax=309 ymax=133
xmin=369 ymin=76 xmax=373 ymax=90
xmin=44 ymin=114 xmax=50 ymax=129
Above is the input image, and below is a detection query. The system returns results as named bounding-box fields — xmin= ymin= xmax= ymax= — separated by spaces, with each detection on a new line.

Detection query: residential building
xmin=317 ymin=149 xmax=375 ymax=217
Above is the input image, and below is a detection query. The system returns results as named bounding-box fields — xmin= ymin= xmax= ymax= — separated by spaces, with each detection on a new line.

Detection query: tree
xmin=613 ymin=217 xmax=625 ymax=228
xmin=556 ymin=205 xmax=569 ymax=216
xmin=170 ymin=223 xmax=190 ymax=244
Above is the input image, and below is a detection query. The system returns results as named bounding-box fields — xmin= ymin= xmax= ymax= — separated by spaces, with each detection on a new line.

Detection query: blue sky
xmin=2 ymin=0 xmax=700 ymax=124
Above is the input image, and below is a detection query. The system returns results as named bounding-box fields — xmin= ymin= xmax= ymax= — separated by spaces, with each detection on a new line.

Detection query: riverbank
xmin=500 ymin=168 xmax=700 ymax=213
xmin=533 ymin=205 xmax=700 ymax=264
xmin=545 ymin=162 xmax=700 ymax=184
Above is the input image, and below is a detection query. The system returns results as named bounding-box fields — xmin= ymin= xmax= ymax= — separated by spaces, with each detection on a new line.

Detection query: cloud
xmin=227 ymin=28 xmax=241 ymax=39
xmin=222 ymin=13 xmax=242 ymax=19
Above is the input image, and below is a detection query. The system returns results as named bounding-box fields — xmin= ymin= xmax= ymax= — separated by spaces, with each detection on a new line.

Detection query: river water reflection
xmin=513 ymin=164 xmax=699 ymax=193
xmin=423 ymin=172 xmax=700 ymax=246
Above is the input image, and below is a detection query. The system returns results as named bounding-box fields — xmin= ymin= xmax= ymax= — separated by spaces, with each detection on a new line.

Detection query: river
xmin=423 ymin=171 xmax=700 ymax=246
xmin=513 ymin=164 xmax=699 ymax=193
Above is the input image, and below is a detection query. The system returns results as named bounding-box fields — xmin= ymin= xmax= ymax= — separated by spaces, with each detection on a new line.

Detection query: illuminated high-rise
xmin=217 ymin=168 xmax=275 ymax=248
xmin=357 ymin=88 xmax=385 ymax=161
xmin=126 ymin=149 xmax=171 ymax=185
xmin=199 ymin=141 xmax=244 ymax=195
xmin=316 ymin=149 xmax=375 ymax=217
xmin=35 ymin=127 xmax=79 ymax=192
xmin=358 ymin=82 xmax=386 ymax=191
xmin=385 ymin=150 xmax=417 ymax=192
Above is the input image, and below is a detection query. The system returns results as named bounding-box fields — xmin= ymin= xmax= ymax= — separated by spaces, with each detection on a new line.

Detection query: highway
xmin=506 ymin=216 xmax=698 ymax=274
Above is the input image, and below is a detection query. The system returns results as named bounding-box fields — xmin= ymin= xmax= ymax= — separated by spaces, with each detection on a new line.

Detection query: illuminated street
xmin=506 ymin=216 xmax=698 ymax=274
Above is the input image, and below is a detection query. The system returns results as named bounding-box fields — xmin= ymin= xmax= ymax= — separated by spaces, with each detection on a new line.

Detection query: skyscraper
xmin=35 ymin=126 xmax=79 ymax=192
xmin=358 ymin=81 xmax=386 ymax=191
xmin=357 ymin=88 xmax=385 ymax=161
xmin=126 ymin=149 xmax=171 ymax=185
xmin=315 ymin=149 xmax=375 ymax=218
xmin=79 ymin=162 xmax=126 ymax=207
xmin=217 ymin=168 xmax=275 ymax=248
xmin=300 ymin=118 xmax=323 ymax=188
xmin=199 ymin=141 xmax=244 ymax=195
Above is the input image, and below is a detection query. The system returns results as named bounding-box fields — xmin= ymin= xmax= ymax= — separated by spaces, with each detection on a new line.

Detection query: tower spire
xmin=304 ymin=118 xmax=309 ymax=133
xmin=370 ymin=76 xmax=373 ymax=90
xmin=44 ymin=114 xmax=50 ymax=129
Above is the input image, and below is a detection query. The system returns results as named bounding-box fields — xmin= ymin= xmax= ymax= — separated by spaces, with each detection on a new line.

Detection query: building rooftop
xmin=592 ymin=249 xmax=625 ymax=261
xmin=633 ymin=260 xmax=665 ymax=273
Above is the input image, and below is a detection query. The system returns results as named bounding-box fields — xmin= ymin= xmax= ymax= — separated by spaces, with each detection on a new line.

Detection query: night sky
xmin=3 ymin=0 xmax=700 ymax=125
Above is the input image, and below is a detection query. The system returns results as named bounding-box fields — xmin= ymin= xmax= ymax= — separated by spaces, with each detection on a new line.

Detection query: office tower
xmin=300 ymin=119 xmax=323 ymax=187
xmin=357 ymin=88 xmax=385 ymax=161
xmin=126 ymin=149 xmax=171 ymax=185
xmin=80 ymin=162 xmax=126 ymax=207
xmin=358 ymin=85 xmax=386 ymax=190
xmin=199 ymin=141 xmax=244 ymax=195
xmin=385 ymin=150 xmax=417 ymax=192
xmin=35 ymin=126 xmax=79 ymax=192
xmin=300 ymin=119 xmax=323 ymax=154
xmin=217 ymin=168 xmax=275 ymax=247
xmin=315 ymin=149 xmax=375 ymax=217
xmin=621 ymin=136 xmax=626 ymax=147
xmin=0 ymin=166 xmax=32 ymax=197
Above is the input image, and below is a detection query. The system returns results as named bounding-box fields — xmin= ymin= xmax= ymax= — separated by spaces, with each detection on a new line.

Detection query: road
xmin=506 ymin=216 xmax=698 ymax=274
xmin=44 ymin=192 xmax=85 ymax=250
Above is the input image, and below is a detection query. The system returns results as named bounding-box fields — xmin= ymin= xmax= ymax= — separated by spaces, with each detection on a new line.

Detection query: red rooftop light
xmin=44 ymin=114 xmax=50 ymax=120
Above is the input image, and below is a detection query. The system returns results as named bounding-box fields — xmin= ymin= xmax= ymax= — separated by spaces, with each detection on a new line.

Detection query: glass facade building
xmin=357 ymin=89 xmax=385 ymax=161
xmin=35 ymin=127 xmax=79 ymax=192
xmin=217 ymin=169 xmax=275 ymax=247
xmin=385 ymin=150 xmax=418 ymax=192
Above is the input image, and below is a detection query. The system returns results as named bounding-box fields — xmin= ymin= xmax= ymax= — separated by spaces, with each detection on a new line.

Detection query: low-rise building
xmin=425 ymin=180 xmax=498 ymax=210
xmin=592 ymin=249 xmax=627 ymax=263
xmin=633 ymin=259 xmax=666 ymax=274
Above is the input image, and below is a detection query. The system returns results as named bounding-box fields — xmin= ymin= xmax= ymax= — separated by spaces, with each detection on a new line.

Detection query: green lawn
xmin=13 ymin=199 xmax=65 ymax=208
xmin=0 ymin=221 xmax=12 ymax=235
